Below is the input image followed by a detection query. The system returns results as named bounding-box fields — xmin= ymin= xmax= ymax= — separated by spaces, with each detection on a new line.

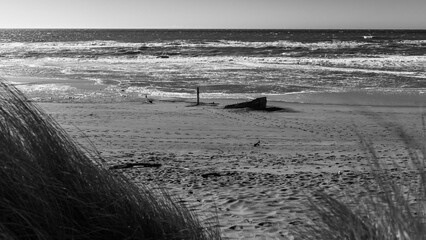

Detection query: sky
xmin=0 ymin=0 xmax=425 ymax=29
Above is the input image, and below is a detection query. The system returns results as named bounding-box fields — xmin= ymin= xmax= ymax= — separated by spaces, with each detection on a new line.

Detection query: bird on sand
xmin=145 ymin=95 xmax=153 ymax=104
xmin=254 ymin=140 xmax=260 ymax=147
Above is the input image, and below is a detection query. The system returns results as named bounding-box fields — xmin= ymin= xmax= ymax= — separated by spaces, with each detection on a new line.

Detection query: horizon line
xmin=1 ymin=27 xmax=426 ymax=31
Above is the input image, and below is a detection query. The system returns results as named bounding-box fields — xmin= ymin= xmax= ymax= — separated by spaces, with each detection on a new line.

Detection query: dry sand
xmin=37 ymin=92 xmax=425 ymax=239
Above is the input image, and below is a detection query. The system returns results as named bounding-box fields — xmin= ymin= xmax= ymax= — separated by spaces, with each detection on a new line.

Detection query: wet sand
xmin=34 ymin=91 xmax=426 ymax=239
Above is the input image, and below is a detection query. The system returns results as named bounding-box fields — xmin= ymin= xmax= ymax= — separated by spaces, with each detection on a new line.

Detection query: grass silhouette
xmin=294 ymin=116 xmax=426 ymax=240
xmin=0 ymin=80 xmax=220 ymax=240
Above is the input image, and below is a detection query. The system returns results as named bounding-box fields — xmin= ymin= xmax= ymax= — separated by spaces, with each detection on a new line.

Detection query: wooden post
xmin=196 ymin=87 xmax=200 ymax=105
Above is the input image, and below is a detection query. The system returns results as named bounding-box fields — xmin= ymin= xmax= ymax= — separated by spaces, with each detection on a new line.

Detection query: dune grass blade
xmin=0 ymin=80 xmax=220 ymax=240
xmin=293 ymin=117 xmax=426 ymax=240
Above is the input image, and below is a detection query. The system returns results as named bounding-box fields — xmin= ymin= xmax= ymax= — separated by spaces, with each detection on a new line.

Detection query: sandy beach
xmin=1 ymin=25 xmax=425 ymax=240
xmin=33 ymin=90 xmax=425 ymax=239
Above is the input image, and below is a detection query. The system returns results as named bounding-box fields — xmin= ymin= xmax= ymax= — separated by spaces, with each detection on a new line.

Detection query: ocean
xmin=0 ymin=29 xmax=425 ymax=101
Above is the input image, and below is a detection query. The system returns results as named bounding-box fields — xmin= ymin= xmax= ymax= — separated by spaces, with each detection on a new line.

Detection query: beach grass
xmin=293 ymin=119 xmax=426 ymax=240
xmin=0 ymin=80 xmax=221 ymax=240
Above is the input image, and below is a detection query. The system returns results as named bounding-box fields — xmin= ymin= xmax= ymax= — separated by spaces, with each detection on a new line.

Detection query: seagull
xmin=145 ymin=95 xmax=153 ymax=104
xmin=254 ymin=140 xmax=260 ymax=147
